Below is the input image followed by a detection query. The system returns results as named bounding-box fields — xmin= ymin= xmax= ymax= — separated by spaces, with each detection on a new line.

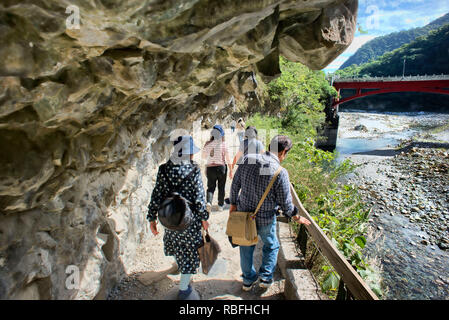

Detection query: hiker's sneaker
xmin=259 ymin=278 xmax=273 ymax=289
xmin=206 ymin=202 xmax=212 ymax=213
xmin=242 ymin=280 xmax=256 ymax=292
xmin=218 ymin=205 xmax=224 ymax=211
xmin=178 ymin=285 xmax=193 ymax=300
xmin=242 ymin=283 xmax=254 ymax=292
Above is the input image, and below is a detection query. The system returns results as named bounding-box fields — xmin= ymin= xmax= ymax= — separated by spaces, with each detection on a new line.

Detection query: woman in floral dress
xmin=147 ymin=135 xmax=209 ymax=300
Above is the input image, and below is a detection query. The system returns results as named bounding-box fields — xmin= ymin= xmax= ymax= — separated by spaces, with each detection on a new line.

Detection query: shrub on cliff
xmin=267 ymin=57 xmax=337 ymax=135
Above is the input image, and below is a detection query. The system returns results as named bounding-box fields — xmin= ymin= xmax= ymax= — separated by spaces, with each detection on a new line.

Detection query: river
xmin=336 ymin=110 xmax=449 ymax=300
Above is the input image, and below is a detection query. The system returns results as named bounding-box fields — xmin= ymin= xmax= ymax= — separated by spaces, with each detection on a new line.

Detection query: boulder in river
xmin=354 ymin=124 xmax=368 ymax=132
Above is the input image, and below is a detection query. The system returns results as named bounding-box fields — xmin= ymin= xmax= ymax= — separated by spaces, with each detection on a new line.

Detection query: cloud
xmin=321 ymin=35 xmax=377 ymax=72
xmin=357 ymin=1 xmax=449 ymax=35
xmin=323 ymin=56 xmax=353 ymax=73
xmin=342 ymin=35 xmax=377 ymax=55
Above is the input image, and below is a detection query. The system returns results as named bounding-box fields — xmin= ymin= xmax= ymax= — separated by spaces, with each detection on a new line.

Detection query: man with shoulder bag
xmin=228 ymin=135 xmax=311 ymax=291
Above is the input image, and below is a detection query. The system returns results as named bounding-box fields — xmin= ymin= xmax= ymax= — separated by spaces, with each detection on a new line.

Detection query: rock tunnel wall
xmin=0 ymin=0 xmax=357 ymax=299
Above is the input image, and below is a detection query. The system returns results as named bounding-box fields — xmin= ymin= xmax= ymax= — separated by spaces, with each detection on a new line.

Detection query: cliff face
xmin=0 ymin=0 xmax=357 ymax=299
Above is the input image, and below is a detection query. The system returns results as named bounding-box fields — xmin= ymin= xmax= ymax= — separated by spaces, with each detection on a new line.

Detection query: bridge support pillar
xmin=315 ymin=99 xmax=339 ymax=152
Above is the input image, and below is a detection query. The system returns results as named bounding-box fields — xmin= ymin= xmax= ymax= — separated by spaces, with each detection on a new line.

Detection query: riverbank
xmin=337 ymin=111 xmax=449 ymax=300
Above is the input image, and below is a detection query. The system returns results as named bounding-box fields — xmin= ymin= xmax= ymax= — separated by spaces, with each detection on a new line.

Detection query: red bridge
xmin=331 ymin=75 xmax=449 ymax=109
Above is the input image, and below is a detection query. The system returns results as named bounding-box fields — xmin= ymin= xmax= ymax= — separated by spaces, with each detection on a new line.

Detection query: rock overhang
xmin=0 ymin=0 xmax=358 ymax=299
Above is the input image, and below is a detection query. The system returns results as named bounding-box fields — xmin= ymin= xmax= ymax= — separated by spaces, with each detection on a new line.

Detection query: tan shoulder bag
xmin=226 ymin=166 xmax=283 ymax=246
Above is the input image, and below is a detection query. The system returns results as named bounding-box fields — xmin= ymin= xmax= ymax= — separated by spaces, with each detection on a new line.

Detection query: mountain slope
xmin=339 ymin=12 xmax=449 ymax=69
xmin=336 ymin=24 xmax=449 ymax=77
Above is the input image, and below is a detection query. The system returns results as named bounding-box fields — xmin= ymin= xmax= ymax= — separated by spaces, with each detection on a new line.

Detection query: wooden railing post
xmin=297 ymin=223 xmax=308 ymax=256
xmin=336 ymin=278 xmax=348 ymax=300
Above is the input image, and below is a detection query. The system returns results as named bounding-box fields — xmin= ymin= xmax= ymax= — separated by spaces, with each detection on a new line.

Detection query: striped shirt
xmin=202 ymin=140 xmax=229 ymax=167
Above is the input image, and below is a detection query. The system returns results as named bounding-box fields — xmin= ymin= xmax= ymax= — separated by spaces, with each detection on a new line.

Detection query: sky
xmin=323 ymin=0 xmax=449 ymax=73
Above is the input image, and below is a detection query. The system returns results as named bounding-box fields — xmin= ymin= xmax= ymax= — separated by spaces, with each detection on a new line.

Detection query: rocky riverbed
xmin=337 ymin=111 xmax=449 ymax=300
xmin=387 ymin=147 xmax=449 ymax=249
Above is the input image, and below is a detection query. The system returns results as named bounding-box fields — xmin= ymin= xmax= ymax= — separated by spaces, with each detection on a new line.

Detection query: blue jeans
xmin=239 ymin=217 xmax=279 ymax=285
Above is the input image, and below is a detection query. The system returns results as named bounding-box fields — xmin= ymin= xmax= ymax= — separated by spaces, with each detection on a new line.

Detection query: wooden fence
xmin=289 ymin=184 xmax=379 ymax=300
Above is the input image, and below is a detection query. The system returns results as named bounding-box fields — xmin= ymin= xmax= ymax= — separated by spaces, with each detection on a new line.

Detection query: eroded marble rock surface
xmin=0 ymin=0 xmax=357 ymax=299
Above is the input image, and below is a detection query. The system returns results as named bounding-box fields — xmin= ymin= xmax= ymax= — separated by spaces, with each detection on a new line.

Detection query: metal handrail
xmin=332 ymin=74 xmax=449 ymax=83
xmin=289 ymin=184 xmax=379 ymax=300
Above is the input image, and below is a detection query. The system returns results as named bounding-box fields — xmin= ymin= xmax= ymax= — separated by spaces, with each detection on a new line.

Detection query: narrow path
xmin=108 ymin=128 xmax=286 ymax=300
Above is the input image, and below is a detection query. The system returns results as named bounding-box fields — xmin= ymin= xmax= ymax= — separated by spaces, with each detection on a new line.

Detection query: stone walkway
xmin=108 ymin=129 xmax=286 ymax=300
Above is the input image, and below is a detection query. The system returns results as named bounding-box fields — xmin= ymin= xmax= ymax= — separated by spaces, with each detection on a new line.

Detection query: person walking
xmin=229 ymin=126 xmax=265 ymax=179
xmin=229 ymin=135 xmax=311 ymax=291
xmin=230 ymin=119 xmax=236 ymax=133
xmin=236 ymin=118 xmax=245 ymax=143
xmin=147 ymin=135 xmax=209 ymax=300
xmin=201 ymin=125 xmax=232 ymax=212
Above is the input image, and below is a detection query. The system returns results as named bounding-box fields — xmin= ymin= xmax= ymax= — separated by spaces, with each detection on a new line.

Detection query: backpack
xmin=157 ymin=163 xmax=199 ymax=231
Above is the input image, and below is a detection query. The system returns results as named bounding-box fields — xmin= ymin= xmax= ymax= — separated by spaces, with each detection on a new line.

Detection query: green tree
xmin=268 ymin=57 xmax=337 ymax=135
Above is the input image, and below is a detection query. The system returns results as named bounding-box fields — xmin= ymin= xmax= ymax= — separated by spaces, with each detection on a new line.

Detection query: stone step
xmin=277 ymin=221 xmax=326 ymax=300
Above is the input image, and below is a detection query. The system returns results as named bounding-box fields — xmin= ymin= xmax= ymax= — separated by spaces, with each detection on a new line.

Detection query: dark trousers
xmin=206 ymin=165 xmax=227 ymax=206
